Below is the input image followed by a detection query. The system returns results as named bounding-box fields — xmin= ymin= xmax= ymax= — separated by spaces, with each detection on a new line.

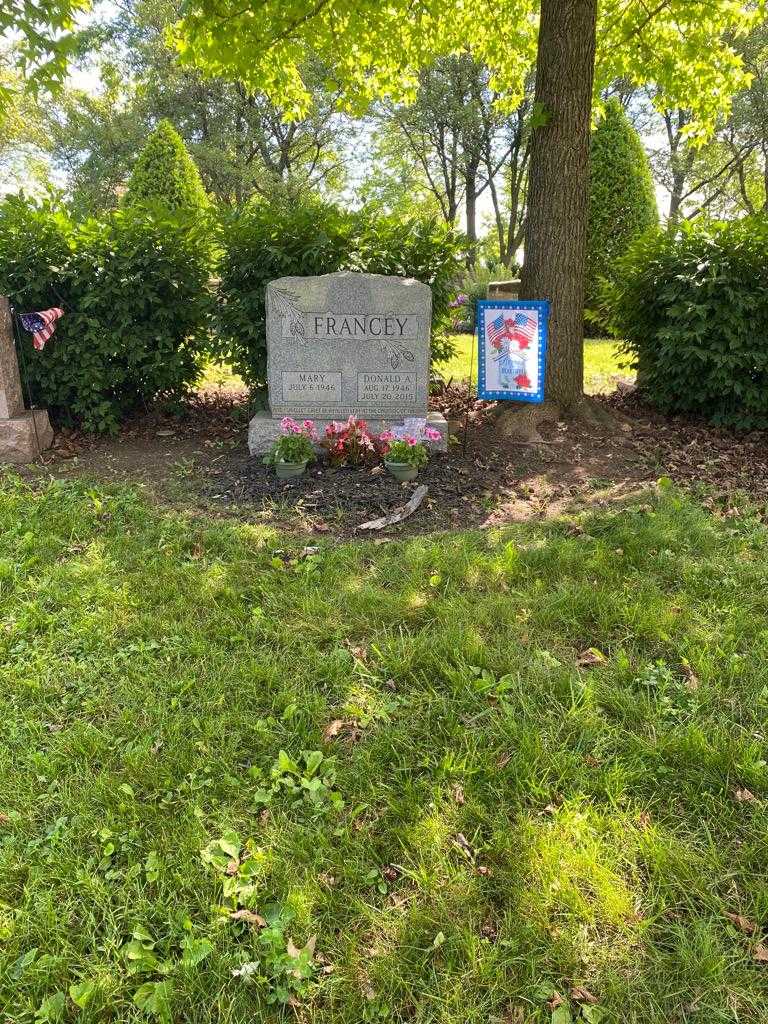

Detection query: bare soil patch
xmin=17 ymin=384 xmax=768 ymax=537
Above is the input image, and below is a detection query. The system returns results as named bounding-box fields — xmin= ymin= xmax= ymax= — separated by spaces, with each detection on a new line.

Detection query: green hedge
xmin=214 ymin=199 xmax=463 ymax=388
xmin=0 ymin=196 xmax=214 ymax=433
xmin=0 ymin=195 xmax=462 ymax=430
xmin=603 ymin=217 xmax=768 ymax=429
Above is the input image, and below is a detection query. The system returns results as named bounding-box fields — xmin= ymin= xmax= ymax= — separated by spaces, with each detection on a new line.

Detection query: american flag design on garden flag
xmin=485 ymin=310 xmax=537 ymax=352
xmin=19 ymin=308 xmax=64 ymax=350
xmin=487 ymin=313 xmax=508 ymax=350
xmin=507 ymin=310 xmax=537 ymax=349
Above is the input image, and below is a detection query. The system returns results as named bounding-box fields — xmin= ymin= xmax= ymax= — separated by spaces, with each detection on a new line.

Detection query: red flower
xmin=515 ymin=374 xmax=531 ymax=389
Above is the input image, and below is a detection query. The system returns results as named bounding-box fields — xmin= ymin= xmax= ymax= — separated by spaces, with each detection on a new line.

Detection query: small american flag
xmin=19 ymin=308 xmax=64 ymax=351
xmin=507 ymin=311 xmax=537 ymax=350
xmin=486 ymin=314 xmax=507 ymax=350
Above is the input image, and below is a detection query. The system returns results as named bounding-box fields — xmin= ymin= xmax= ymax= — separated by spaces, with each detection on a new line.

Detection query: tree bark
xmin=517 ymin=0 xmax=598 ymax=412
xmin=465 ymin=159 xmax=478 ymax=267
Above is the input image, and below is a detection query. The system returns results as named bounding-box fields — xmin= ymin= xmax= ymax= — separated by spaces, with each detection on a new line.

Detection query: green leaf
xmin=34 ymin=992 xmax=66 ymax=1023
xmin=10 ymin=947 xmax=38 ymax=981
xmin=581 ymin=1007 xmax=605 ymax=1023
xmin=551 ymin=1005 xmax=573 ymax=1024
xmin=69 ymin=980 xmax=97 ymax=1008
xmin=181 ymin=936 xmax=214 ymax=967
xmin=133 ymin=980 xmax=174 ymax=1023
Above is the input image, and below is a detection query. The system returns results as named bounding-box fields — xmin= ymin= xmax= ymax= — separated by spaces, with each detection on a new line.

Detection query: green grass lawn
xmin=2 ymin=476 xmax=768 ymax=1022
xmin=439 ymin=335 xmax=632 ymax=394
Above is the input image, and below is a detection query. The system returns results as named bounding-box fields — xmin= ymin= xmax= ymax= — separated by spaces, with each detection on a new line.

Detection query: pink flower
xmin=302 ymin=419 xmax=314 ymax=431
xmin=424 ymin=427 xmax=442 ymax=441
xmin=280 ymin=416 xmax=299 ymax=433
xmin=406 ymin=436 xmax=418 ymax=447
xmin=378 ymin=430 xmax=394 ymax=443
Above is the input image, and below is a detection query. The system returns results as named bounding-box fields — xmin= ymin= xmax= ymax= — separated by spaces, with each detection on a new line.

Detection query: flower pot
xmin=275 ymin=459 xmax=308 ymax=480
xmin=384 ymin=460 xmax=419 ymax=482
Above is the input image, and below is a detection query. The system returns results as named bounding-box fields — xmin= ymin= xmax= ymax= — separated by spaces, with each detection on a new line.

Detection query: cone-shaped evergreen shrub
xmin=586 ymin=99 xmax=657 ymax=327
xmin=124 ymin=120 xmax=208 ymax=212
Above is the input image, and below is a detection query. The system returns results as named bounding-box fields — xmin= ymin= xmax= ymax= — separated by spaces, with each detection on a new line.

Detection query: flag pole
xmin=10 ymin=307 xmax=44 ymax=462
xmin=462 ymin=307 xmax=477 ymax=457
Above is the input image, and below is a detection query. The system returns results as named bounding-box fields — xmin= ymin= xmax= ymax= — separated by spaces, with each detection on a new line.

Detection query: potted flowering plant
xmin=264 ymin=417 xmax=317 ymax=479
xmin=321 ymin=416 xmax=381 ymax=466
xmin=379 ymin=424 xmax=442 ymax=481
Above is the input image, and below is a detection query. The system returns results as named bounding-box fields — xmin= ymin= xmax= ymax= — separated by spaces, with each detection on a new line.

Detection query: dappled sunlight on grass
xmin=2 ymin=473 xmax=768 ymax=1020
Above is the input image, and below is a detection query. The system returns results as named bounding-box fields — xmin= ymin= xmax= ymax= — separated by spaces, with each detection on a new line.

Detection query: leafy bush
xmin=603 ymin=217 xmax=768 ymax=428
xmin=123 ymin=119 xmax=209 ymax=213
xmin=587 ymin=99 xmax=657 ymax=330
xmin=0 ymin=196 xmax=214 ymax=432
xmin=215 ymin=198 xmax=462 ymax=387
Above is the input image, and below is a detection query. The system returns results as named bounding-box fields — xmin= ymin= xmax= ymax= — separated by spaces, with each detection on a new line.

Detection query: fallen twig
xmin=357 ymin=484 xmax=428 ymax=531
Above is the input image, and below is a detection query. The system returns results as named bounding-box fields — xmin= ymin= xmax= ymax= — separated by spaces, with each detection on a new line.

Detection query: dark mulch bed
xmin=22 ymin=383 xmax=768 ymax=538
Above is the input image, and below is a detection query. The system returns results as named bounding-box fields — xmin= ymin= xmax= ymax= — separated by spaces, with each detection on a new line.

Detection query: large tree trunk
xmin=512 ymin=0 xmax=598 ymax=418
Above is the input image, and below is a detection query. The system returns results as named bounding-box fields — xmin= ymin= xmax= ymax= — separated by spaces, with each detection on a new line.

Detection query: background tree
xmin=174 ymin=0 xmax=754 ymax=421
xmin=123 ymin=119 xmax=209 ymax=210
xmin=585 ymin=98 xmax=657 ymax=326
xmin=366 ymin=54 xmax=532 ymax=267
xmin=0 ymin=0 xmax=88 ymax=102
xmin=0 ymin=49 xmax=52 ymax=195
xmin=27 ymin=0 xmax=349 ymax=213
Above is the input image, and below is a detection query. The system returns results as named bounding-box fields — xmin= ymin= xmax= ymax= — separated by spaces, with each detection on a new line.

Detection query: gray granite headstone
xmin=248 ymin=272 xmax=447 ymax=453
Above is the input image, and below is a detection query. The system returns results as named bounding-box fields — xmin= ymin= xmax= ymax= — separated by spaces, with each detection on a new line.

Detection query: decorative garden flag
xmin=476 ymin=299 xmax=550 ymax=403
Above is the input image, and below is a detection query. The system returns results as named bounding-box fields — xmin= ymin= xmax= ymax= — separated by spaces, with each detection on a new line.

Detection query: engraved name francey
xmin=273 ymin=288 xmax=420 ymax=369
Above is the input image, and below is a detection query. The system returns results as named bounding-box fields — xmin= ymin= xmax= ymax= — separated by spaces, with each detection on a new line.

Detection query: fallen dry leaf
xmin=225 ymin=858 xmax=240 ymax=876
xmin=322 ymin=718 xmax=363 ymax=744
xmin=725 ymin=912 xmax=757 ymax=935
xmin=547 ymin=991 xmax=564 ymax=1011
xmin=451 ymin=783 xmax=466 ymax=805
xmin=0 ymin=813 xmax=9 ymax=826
xmin=577 ymin=647 xmax=607 ymax=668
xmin=286 ymin=934 xmax=317 ymax=961
xmin=382 ymin=864 xmax=400 ymax=882
xmin=681 ymin=662 xmax=700 ymax=691
xmin=229 ymin=909 xmax=266 ymax=927
xmin=638 ymin=810 xmax=652 ymax=830
xmin=735 ymin=787 xmax=758 ymax=804
xmin=571 ymin=985 xmax=599 ymax=1004
xmin=753 ymin=943 xmax=768 ymax=963
xmin=452 ymin=833 xmax=475 ymax=858
xmin=323 ymin=719 xmax=345 ymax=740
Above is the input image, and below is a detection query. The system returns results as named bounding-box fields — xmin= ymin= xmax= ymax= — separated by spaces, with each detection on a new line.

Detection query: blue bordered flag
xmin=476 ymin=299 xmax=550 ymax=403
